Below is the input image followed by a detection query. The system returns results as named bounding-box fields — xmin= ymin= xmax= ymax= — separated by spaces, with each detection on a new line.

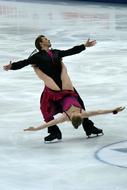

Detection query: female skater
xmin=24 ymin=102 xmax=124 ymax=131
xmin=24 ymin=64 xmax=125 ymax=132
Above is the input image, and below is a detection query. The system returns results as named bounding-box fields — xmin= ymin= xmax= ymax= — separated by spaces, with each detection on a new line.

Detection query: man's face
xmin=40 ymin=36 xmax=51 ymax=48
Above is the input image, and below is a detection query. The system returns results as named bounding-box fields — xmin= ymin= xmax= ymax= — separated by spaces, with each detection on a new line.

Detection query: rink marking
xmin=95 ymin=139 xmax=127 ymax=169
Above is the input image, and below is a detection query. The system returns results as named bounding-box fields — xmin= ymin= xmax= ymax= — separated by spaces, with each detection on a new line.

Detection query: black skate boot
xmin=44 ymin=132 xmax=62 ymax=143
xmin=82 ymin=119 xmax=104 ymax=138
xmin=86 ymin=125 xmax=103 ymax=138
xmin=44 ymin=125 xmax=62 ymax=143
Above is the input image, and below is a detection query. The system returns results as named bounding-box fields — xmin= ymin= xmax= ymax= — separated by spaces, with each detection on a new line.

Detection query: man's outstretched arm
xmin=3 ymin=55 xmax=35 ymax=71
xmin=58 ymin=39 xmax=96 ymax=58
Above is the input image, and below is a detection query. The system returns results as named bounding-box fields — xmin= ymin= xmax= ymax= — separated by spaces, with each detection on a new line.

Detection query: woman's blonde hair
xmin=71 ymin=115 xmax=82 ymax=129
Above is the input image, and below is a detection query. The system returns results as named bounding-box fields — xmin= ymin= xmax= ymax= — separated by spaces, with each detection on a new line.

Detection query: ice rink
xmin=0 ymin=0 xmax=127 ymax=189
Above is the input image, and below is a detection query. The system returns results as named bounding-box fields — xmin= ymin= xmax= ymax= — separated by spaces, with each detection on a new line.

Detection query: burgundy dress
xmin=40 ymin=86 xmax=81 ymax=122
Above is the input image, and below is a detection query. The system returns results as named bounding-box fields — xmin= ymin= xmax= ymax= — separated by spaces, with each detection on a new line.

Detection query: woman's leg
xmin=61 ymin=62 xmax=74 ymax=90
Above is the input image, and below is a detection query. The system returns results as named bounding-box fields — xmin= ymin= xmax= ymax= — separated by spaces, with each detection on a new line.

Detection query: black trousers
xmin=47 ymin=88 xmax=94 ymax=134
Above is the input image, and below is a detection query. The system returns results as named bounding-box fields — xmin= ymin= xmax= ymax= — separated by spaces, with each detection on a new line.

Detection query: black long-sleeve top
xmin=11 ymin=44 xmax=85 ymax=89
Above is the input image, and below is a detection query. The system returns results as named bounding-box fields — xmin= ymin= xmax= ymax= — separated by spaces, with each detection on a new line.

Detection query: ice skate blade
xmin=44 ymin=139 xmax=62 ymax=144
xmin=87 ymin=132 xmax=104 ymax=139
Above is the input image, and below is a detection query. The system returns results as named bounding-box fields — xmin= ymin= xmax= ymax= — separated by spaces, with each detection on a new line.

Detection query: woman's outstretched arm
xmin=81 ymin=106 xmax=125 ymax=118
xmin=24 ymin=113 xmax=68 ymax=131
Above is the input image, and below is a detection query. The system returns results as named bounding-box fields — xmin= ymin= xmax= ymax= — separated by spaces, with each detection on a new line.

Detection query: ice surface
xmin=0 ymin=0 xmax=127 ymax=189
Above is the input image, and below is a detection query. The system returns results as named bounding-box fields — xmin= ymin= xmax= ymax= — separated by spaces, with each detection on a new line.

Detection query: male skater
xmin=3 ymin=35 xmax=103 ymax=142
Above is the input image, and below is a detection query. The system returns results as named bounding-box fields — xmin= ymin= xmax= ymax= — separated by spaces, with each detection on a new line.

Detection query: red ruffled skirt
xmin=40 ymin=86 xmax=79 ymax=122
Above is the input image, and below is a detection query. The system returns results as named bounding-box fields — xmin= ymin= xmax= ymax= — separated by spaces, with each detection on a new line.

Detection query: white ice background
xmin=0 ymin=0 xmax=127 ymax=190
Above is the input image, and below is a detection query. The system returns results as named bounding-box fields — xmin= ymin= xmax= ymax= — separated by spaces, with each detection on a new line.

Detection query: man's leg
xmin=45 ymin=125 xmax=62 ymax=141
xmin=74 ymin=88 xmax=103 ymax=137
xmin=40 ymin=89 xmax=62 ymax=142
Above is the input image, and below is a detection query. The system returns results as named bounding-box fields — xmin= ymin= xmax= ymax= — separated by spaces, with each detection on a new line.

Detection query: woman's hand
xmin=24 ymin=127 xmax=37 ymax=131
xmin=113 ymin=106 xmax=125 ymax=114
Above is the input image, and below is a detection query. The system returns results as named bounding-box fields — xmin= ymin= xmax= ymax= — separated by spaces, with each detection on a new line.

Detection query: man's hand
xmin=3 ymin=61 xmax=12 ymax=71
xmin=84 ymin=39 xmax=96 ymax=48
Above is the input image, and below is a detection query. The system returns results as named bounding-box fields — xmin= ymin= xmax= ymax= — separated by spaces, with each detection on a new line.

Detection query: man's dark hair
xmin=35 ymin=35 xmax=45 ymax=51
xmin=71 ymin=115 xmax=82 ymax=129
